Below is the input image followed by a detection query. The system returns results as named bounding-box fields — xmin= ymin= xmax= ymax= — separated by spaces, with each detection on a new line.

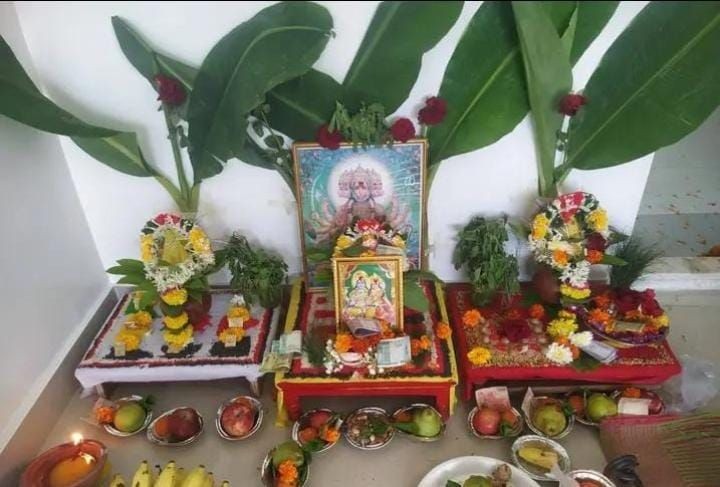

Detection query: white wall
xmin=12 ymin=1 xmax=653 ymax=281
xmin=0 ymin=3 xmax=110 ymax=450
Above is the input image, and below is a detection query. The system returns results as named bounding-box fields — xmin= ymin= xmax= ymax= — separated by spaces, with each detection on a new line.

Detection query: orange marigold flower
xmin=625 ymin=309 xmax=643 ymax=320
xmin=529 ymin=304 xmax=546 ymax=320
xmin=622 ymin=387 xmax=642 ymax=399
xmin=410 ymin=339 xmax=423 ymax=357
xmin=435 ymin=322 xmax=452 ymax=340
xmin=587 ymin=249 xmax=604 ymax=264
xmin=462 ymin=309 xmax=483 ymax=328
xmin=556 ymin=336 xmax=571 ymax=347
xmin=593 ymin=293 xmax=612 ymax=309
xmin=320 ymin=426 xmax=340 ymax=443
xmin=420 ymin=335 xmax=432 ymax=351
xmin=277 ymin=460 xmax=299 ymax=483
xmin=588 ymin=308 xmax=612 ymax=326
xmin=351 ymin=338 xmax=370 ymax=354
xmin=552 ymin=249 xmax=569 ymax=267
xmin=334 ymin=333 xmax=353 ymax=353
xmin=571 ymin=345 xmax=581 ymax=360
xmin=95 ymin=406 xmax=115 ymax=425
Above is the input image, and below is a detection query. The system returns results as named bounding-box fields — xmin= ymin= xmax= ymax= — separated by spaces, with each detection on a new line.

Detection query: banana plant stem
xmin=161 ymin=103 xmax=192 ymax=205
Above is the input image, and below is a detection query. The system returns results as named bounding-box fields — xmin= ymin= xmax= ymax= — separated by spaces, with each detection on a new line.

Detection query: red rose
xmin=154 ymin=213 xmax=181 ymax=225
xmin=154 ymin=75 xmax=186 ymax=106
xmin=357 ymin=218 xmax=381 ymax=232
xmin=390 ymin=118 xmax=416 ymax=142
xmin=559 ymin=93 xmax=586 ymax=116
xmin=501 ymin=319 xmax=532 ymax=342
xmin=316 ymin=124 xmax=343 ymax=150
xmin=586 ymin=232 xmax=608 ymax=252
xmin=418 ymin=96 xmax=447 ymax=125
xmin=615 ymin=289 xmax=641 ymax=314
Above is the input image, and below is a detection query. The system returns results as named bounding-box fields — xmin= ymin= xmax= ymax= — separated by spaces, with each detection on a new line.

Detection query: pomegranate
xmin=220 ymin=402 xmax=255 ymax=437
xmin=167 ymin=408 xmax=201 ymax=441
xmin=473 ymin=407 xmax=501 ymax=435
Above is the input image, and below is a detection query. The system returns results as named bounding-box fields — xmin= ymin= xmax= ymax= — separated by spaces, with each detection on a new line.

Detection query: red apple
xmin=168 ymin=408 xmax=201 ymax=441
xmin=473 ymin=407 xmax=501 ymax=436
xmin=221 ymin=402 xmax=255 ymax=437
xmin=308 ymin=411 xmax=332 ymax=429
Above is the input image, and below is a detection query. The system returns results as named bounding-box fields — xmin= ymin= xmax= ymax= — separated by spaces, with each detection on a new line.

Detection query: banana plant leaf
xmin=427 ymin=1 xmax=613 ymax=178
xmin=562 ymin=1 xmax=720 ymax=175
xmin=569 ymin=1 xmax=619 ymax=64
xmin=71 ymin=132 xmax=153 ymax=177
xmin=187 ymin=1 xmax=333 ymax=183
xmin=512 ymin=1 xmax=572 ymax=197
xmin=0 ymin=35 xmax=115 ymax=137
xmin=341 ymin=1 xmax=463 ymax=113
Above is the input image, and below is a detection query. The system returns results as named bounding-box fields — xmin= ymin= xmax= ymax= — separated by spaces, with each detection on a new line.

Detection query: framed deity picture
xmin=333 ymin=256 xmax=404 ymax=334
xmin=293 ymin=140 xmax=427 ymax=288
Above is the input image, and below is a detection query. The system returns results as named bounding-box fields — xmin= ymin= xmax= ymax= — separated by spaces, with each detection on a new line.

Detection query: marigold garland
xmin=334 ymin=333 xmax=353 ymax=353
xmin=218 ymin=326 xmax=245 ymax=343
xmin=162 ymin=325 xmax=193 ymax=349
xmin=161 ymin=288 xmax=188 ymax=306
xmin=163 ymin=311 xmax=189 ymax=331
xmin=528 ymin=304 xmax=546 ymax=320
xmin=435 ymin=322 xmax=452 ymax=340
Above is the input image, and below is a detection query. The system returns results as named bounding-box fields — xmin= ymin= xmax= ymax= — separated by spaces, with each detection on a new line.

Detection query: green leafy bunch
xmin=610 ymin=236 xmax=663 ymax=289
xmin=453 ymin=216 xmax=519 ymax=306
xmin=329 ymin=102 xmax=391 ymax=147
xmin=217 ymin=233 xmax=288 ymax=308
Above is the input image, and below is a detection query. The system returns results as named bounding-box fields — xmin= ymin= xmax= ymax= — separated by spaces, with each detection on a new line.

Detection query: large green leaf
xmin=341 ymin=1 xmax=463 ymax=113
xmin=0 ymin=35 xmax=116 ymax=137
xmin=265 ymin=69 xmax=341 ymax=141
xmin=512 ymin=1 xmax=572 ymax=197
xmin=111 ymin=17 xmax=197 ymax=92
xmin=569 ymin=1 xmax=619 ymax=64
xmin=187 ymin=1 xmax=333 ymax=183
xmin=71 ymin=132 xmax=152 ymax=177
xmin=563 ymin=1 xmax=720 ymax=173
xmin=427 ymin=1 xmax=614 ymax=175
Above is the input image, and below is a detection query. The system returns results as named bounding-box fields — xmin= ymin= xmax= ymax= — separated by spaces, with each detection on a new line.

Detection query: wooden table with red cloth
xmin=446 ymin=283 xmax=681 ymax=401
xmin=274 ymin=279 xmax=459 ymax=425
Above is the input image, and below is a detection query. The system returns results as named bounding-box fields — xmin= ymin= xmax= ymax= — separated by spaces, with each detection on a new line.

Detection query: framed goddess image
xmin=293 ymin=140 xmax=427 ymax=288
xmin=333 ymin=256 xmax=404 ymax=334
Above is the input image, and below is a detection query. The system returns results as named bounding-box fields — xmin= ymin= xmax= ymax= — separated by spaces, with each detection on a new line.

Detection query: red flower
xmin=586 ymin=232 xmax=608 ymax=252
xmin=356 ymin=218 xmax=381 ymax=233
xmin=154 ymin=213 xmax=181 ymax=225
xmin=418 ymin=96 xmax=447 ymax=125
xmin=316 ymin=124 xmax=343 ymax=150
xmin=154 ymin=75 xmax=186 ymax=106
xmin=501 ymin=319 xmax=532 ymax=342
xmin=390 ymin=118 xmax=416 ymax=142
xmin=558 ymin=93 xmax=586 ymax=116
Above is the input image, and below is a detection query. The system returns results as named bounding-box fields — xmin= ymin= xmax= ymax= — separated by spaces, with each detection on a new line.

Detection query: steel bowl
xmin=146 ymin=407 xmax=204 ymax=447
xmin=467 ymin=406 xmax=524 ymax=439
xmin=216 ymin=395 xmax=263 ymax=441
xmin=569 ymin=469 xmax=617 ymax=486
xmin=102 ymin=395 xmax=153 ymax=437
xmin=343 ymin=406 xmax=395 ymax=450
xmin=291 ymin=409 xmax=343 ymax=453
xmin=565 ymin=390 xmax=603 ymax=427
xmin=511 ymin=434 xmax=571 ymax=482
xmin=524 ymin=396 xmax=575 ymax=439
xmin=611 ymin=388 xmax=665 ymax=415
xmin=391 ymin=404 xmax=446 ymax=442
xmin=261 ymin=446 xmax=309 ymax=486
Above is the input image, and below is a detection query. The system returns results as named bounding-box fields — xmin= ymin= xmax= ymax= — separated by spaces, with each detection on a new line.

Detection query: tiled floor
xmin=36 ymin=290 xmax=720 ymax=486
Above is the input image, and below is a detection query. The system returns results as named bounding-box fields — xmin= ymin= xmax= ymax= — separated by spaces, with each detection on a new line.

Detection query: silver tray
xmin=261 ymin=446 xmax=309 ymax=486
xmin=511 ymin=435 xmax=571 ymax=482
xmin=524 ymin=396 xmax=574 ymax=439
xmin=291 ymin=408 xmax=343 ymax=453
xmin=569 ymin=470 xmax=617 ymax=486
xmin=343 ymin=406 xmax=395 ymax=450
xmin=467 ymin=406 xmax=524 ymax=440
xmin=146 ymin=407 xmax=204 ymax=447
xmin=216 ymin=395 xmax=263 ymax=441
xmin=102 ymin=395 xmax=153 ymax=437
xmin=391 ymin=404 xmax=446 ymax=442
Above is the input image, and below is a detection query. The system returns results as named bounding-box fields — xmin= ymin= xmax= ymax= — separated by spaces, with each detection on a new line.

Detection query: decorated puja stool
xmin=446 ymin=284 xmax=682 ymax=401
xmin=75 ymin=289 xmax=279 ymax=396
xmin=274 ymin=279 xmax=458 ymax=423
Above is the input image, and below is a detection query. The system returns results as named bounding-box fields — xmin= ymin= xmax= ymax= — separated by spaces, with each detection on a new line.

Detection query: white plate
xmin=418 ymin=456 xmax=541 ymax=487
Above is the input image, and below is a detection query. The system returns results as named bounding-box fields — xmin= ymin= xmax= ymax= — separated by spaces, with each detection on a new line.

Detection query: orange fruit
xmin=154 ymin=416 xmax=170 ymax=439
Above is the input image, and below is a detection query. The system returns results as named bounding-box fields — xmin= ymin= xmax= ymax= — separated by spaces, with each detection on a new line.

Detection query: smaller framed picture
xmin=333 ymin=256 xmax=404 ymax=334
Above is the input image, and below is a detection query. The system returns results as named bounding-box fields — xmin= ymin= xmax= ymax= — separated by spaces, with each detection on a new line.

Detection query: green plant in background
xmin=217 ymin=233 xmax=288 ymax=309
xmin=453 ymin=217 xmax=520 ymax=306
xmin=610 ymin=237 xmax=663 ymax=290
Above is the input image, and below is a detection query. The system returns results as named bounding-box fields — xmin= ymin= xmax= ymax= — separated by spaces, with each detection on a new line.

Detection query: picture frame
xmin=333 ymin=255 xmax=404 ymax=334
xmin=293 ymin=140 xmax=427 ymax=288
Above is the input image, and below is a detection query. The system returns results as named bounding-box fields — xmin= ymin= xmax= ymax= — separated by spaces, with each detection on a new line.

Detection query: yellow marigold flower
xmin=219 ymin=326 xmax=245 ymax=343
xmin=228 ymin=306 xmax=250 ymax=320
xmin=531 ymin=214 xmax=550 ymax=240
xmin=161 ymin=288 xmax=188 ymax=306
xmin=334 ymin=333 xmax=353 ymax=353
xmin=163 ymin=325 xmax=193 ymax=348
xmin=560 ymin=284 xmax=591 ymax=300
xmin=547 ymin=317 xmax=578 ymax=339
xmin=189 ymin=227 xmax=211 ymax=254
xmin=163 ymin=311 xmax=189 ymax=330
xmin=125 ymin=310 xmax=153 ymax=331
xmin=651 ymin=314 xmax=670 ymax=328
xmin=462 ymin=309 xmax=484 ymax=328
xmin=467 ymin=346 xmax=492 ymax=366
xmin=140 ymin=234 xmax=155 ymax=262
xmin=435 ymin=322 xmax=452 ymax=340
xmin=587 ymin=208 xmax=608 ymax=232
xmin=558 ymin=310 xmax=576 ymax=320
xmin=115 ymin=329 xmax=141 ymax=352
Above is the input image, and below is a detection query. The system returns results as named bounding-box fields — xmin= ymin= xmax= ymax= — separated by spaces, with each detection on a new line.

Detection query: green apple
xmin=113 ymin=403 xmax=146 ymax=432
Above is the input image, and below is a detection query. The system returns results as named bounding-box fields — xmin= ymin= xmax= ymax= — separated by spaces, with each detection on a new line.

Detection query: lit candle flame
xmin=71 ymin=433 xmax=83 ymax=446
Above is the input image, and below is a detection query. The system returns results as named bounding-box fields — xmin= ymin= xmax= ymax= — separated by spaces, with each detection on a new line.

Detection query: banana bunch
xmin=108 ymin=460 xmax=230 ymax=487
